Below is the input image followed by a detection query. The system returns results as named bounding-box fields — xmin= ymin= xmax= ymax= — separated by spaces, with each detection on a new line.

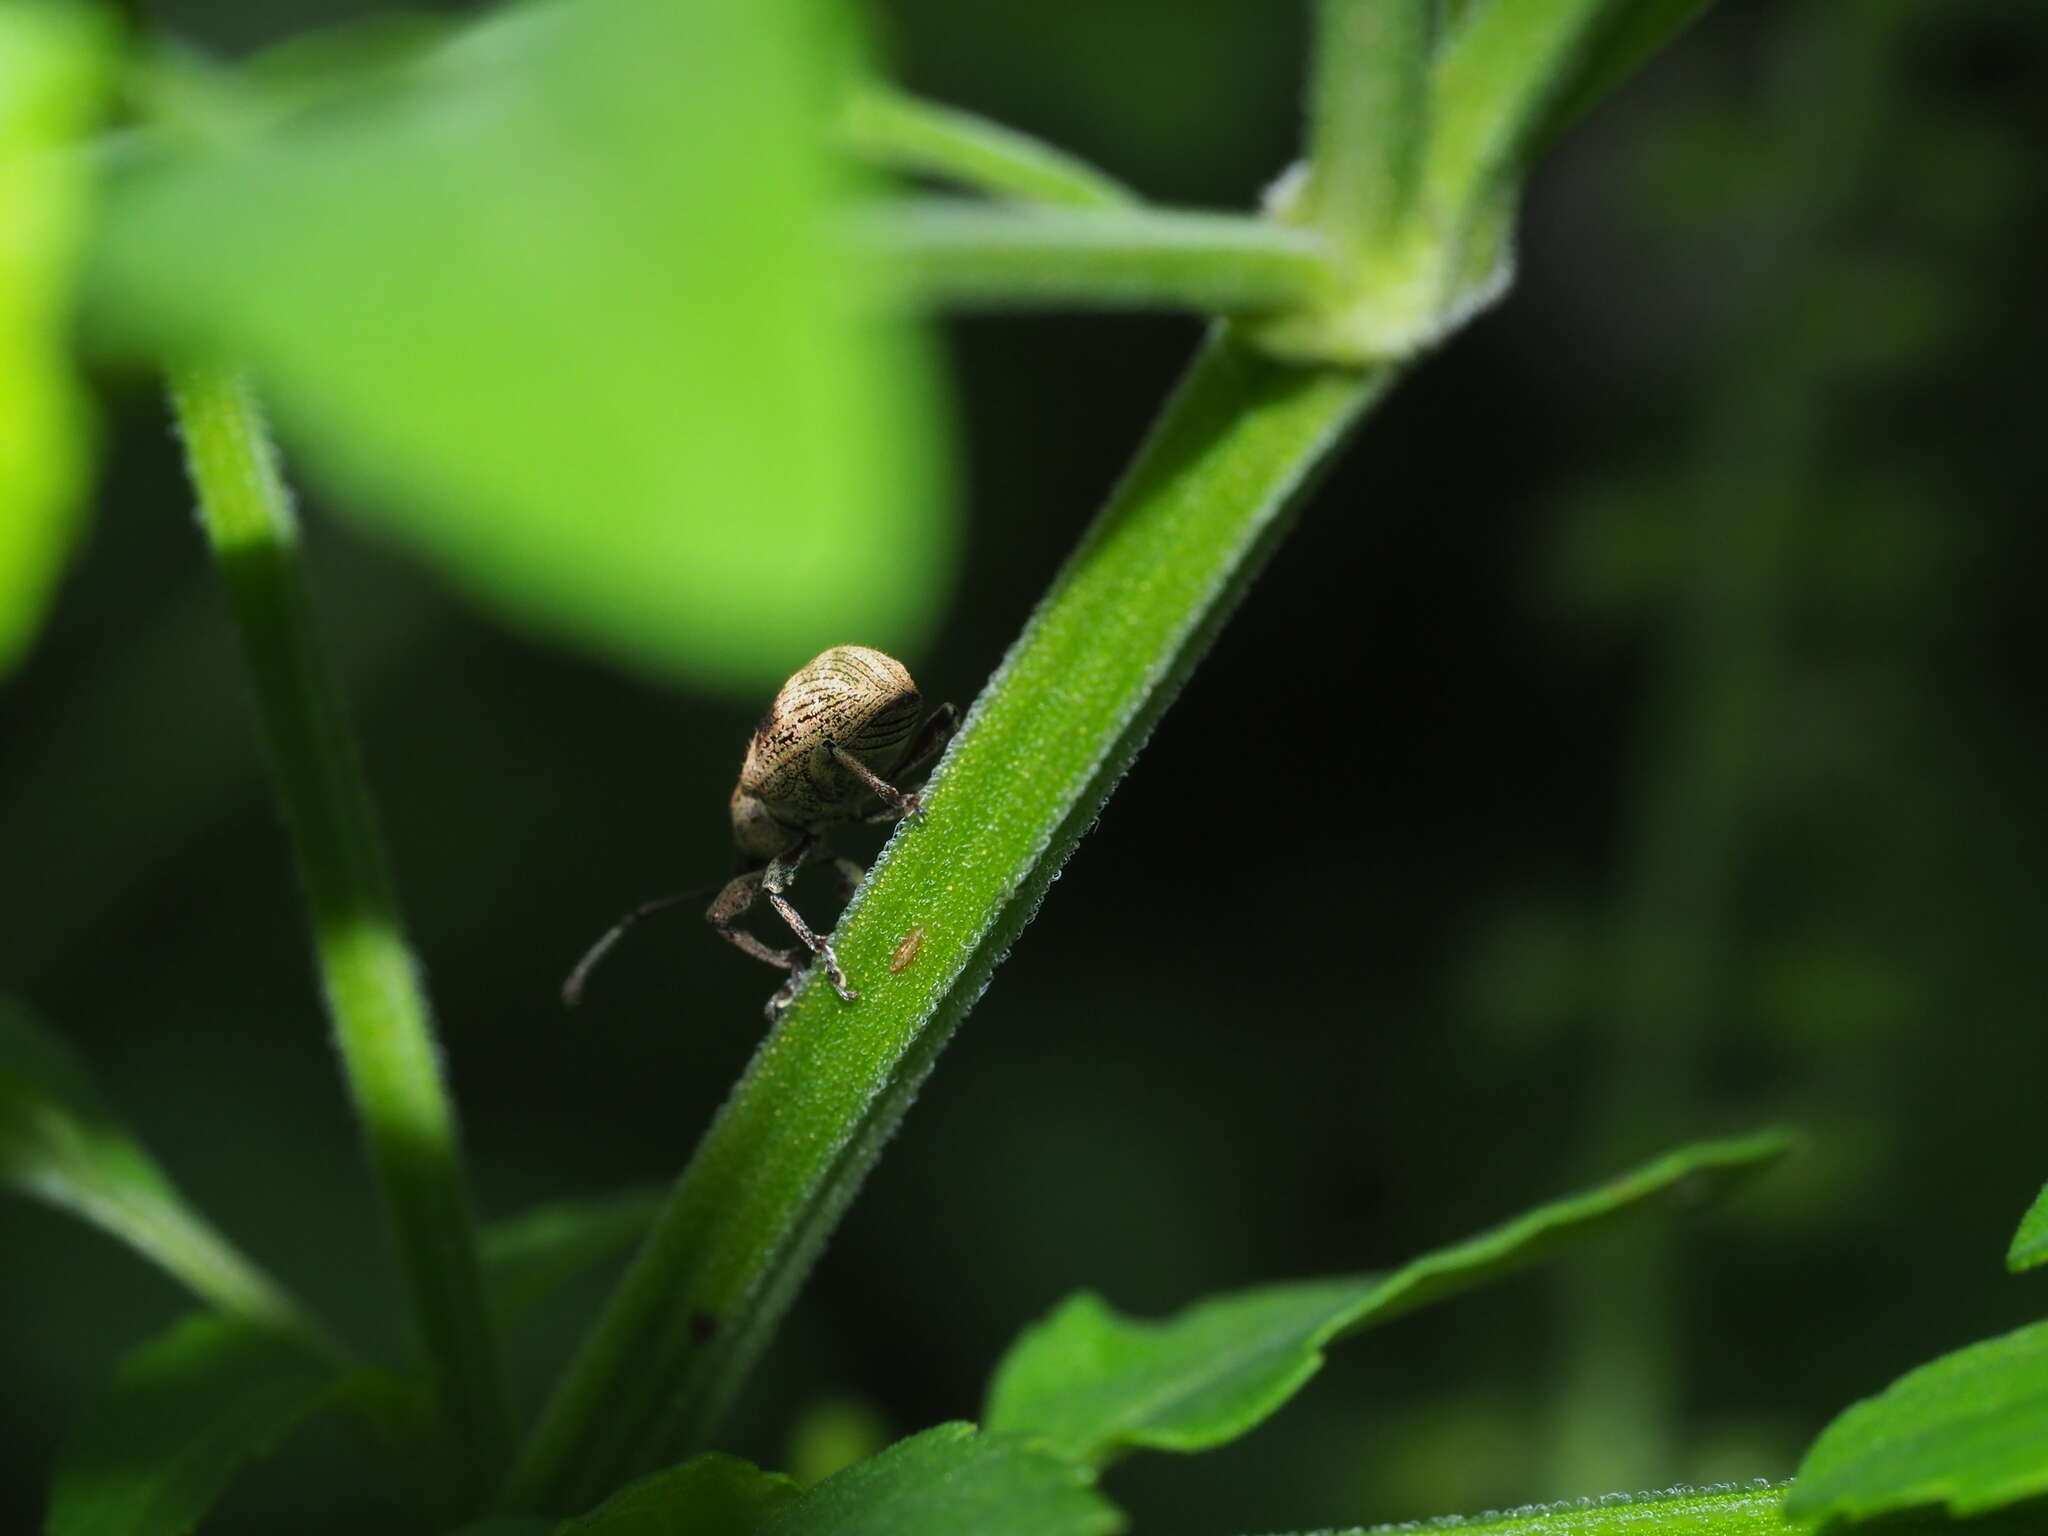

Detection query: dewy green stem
xmin=505 ymin=331 xmax=1394 ymax=1514
xmin=169 ymin=366 xmax=511 ymax=1496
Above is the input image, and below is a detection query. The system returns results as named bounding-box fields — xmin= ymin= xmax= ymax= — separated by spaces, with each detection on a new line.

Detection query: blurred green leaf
xmin=1787 ymin=1318 xmax=2048 ymax=1522
xmin=0 ymin=0 xmax=110 ymax=678
xmin=984 ymin=1133 xmax=1788 ymax=1464
xmin=481 ymin=1185 xmax=665 ymax=1324
xmin=0 ymin=996 xmax=321 ymax=1338
xmin=2011 ymin=1182 xmax=2048 ymax=1274
xmin=45 ymin=1312 xmax=340 ymax=1536
xmin=562 ymin=1453 xmax=799 ymax=1534
xmin=563 ymin=1427 xmax=1120 ymax=1536
xmin=90 ymin=0 xmax=949 ymax=694
xmin=768 ymin=1424 xmax=1119 ymax=1536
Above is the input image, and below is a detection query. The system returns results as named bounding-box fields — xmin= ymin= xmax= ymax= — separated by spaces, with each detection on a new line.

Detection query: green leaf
xmin=764 ymin=1424 xmax=1121 ymax=1536
xmin=561 ymin=1452 xmax=799 ymax=1536
xmin=1244 ymin=1481 xmax=2048 ymax=1535
xmin=0 ymin=0 xmax=111 ymax=677
xmin=0 ymin=996 xmax=321 ymax=1340
xmin=563 ymin=1428 xmax=1121 ymax=1536
xmin=90 ymin=0 xmax=948 ymax=694
xmin=985 ymin=1132 xmax=1789 ymax=1464
xmin=46 ymin=1313 xmax=340 ymax=1536
xmin=2009 ymin=1180 xmax=2048 ymax=1273
xmin=481 ymin=1186 xmax=665 ymax=1323
xmin=1787 ymin=1317 xmax=2048 ymax=1523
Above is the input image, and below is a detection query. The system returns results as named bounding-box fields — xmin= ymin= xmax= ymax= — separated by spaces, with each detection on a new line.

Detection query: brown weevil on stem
xmin=562 ymin=646 xmax=955 ymax=1017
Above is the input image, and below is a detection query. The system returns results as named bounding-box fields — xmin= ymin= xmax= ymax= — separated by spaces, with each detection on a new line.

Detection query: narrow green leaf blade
xmin=762 ymin=1424 xmax=1121 ymax=1536
xmin=46 ymin=1313 xmax=339 ymax=1536
xmin=91 ymin=0 xmax=948 ymax=694
xmin=2008 ymin=1181 xmax=2048 ymax=1273
xmin=1254 ymin=1483 xmax=1797 ymax=1535
xmin=561 ymin=1452 xmax=800 ymax=1536
xmin=986 ymin=1133 xmax=1788 ymax=1463
xmin=482 ymin=1186 xmax=665 ymax=1324
xmin=1243 ymin=1480 xmax=2048 ymax=1535
xmin=0 ymin=996 xmax=318 ymax=1339
xmin=0 ymin=0 xmax=111 ymax=676
xmin=1787 ymin=1318 xmax=2048 ymax=1522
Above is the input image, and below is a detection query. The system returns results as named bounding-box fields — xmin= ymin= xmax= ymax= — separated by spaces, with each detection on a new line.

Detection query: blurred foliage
xmin=1 ymin=0 xmax=2044 ymax=1532
xmin=0 ymin=0 xmax=109 ymax=677
xmin=89 ymin=0 xmax=951 ymax=694
xmin=44 ymin=1313 xmax=339 ymax=1536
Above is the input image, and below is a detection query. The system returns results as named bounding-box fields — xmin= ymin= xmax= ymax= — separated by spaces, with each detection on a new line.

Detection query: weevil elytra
xmin=562 ymin=646 xmax=955 ymax=1016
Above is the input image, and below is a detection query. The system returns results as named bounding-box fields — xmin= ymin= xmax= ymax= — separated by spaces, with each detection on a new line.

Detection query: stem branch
xmin=169 ymin=365 xmax=511 ymax=1498
xmin=867 ymin=201 xmax=1338 ymax=315
xmin=844 ymin=84 xmax=1138 ymax=209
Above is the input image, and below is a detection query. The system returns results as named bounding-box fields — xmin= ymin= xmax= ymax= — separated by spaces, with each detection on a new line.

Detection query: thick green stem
xmin=869 ymin=201 xmax=1338 ymax=315
xmin=169 ymin=366 xmax=511 ymax=1497
xmin=506 ymin=331 xmax=1393 ymax=1513
xmin=844 ymin=84 xmax=1137 ymax=208
xmin=1304 ymin=0 xmax=1430 ymax=256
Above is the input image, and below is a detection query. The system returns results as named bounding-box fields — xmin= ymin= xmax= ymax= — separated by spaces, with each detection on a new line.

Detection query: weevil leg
xmin=762 ymin=840 xmax=859 ymax=1004
xmin=706 ymin=867 xmax=803 ymax=974
xmin=896 ymin=702 xmax=959 ymax=780
xmin=831 ymin=703 xmax=957 ymax=825
xmin=831 ymin=856 xmax=866 ymax=902
xmin=825 ymin=741 xmax=911 ymax=812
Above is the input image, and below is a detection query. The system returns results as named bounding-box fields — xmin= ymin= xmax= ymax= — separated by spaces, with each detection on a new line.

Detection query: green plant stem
xmin=1304 ymin=0 xmax=1429 ymax=255
xmin=505 ymin=331 xmax=1394 ymax=1514
xmin=868 ymin=200 xmax=1338 ymax=314
xmin=169 ymin=365 xmax=511 ymax=1497
xmin=844 ymin=84 xmax=1137 ymax=208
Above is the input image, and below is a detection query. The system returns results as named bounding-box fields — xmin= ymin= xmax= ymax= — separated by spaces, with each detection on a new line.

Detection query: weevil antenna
xmin=561 ymin=884 xmax=721 ymax=1008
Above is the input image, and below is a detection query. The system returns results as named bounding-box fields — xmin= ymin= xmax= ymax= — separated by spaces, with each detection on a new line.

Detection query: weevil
xmin=562 ymin=646 xmax=955 ymax=1016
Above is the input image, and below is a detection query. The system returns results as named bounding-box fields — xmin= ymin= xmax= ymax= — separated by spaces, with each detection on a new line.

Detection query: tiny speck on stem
xmin=889 ymin=927 xmax=926 ymax=973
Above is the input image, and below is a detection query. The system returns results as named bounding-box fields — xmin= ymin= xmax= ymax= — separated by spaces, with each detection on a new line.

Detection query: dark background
xmin=4 ymin=0 xmax=2045 ymax=1531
